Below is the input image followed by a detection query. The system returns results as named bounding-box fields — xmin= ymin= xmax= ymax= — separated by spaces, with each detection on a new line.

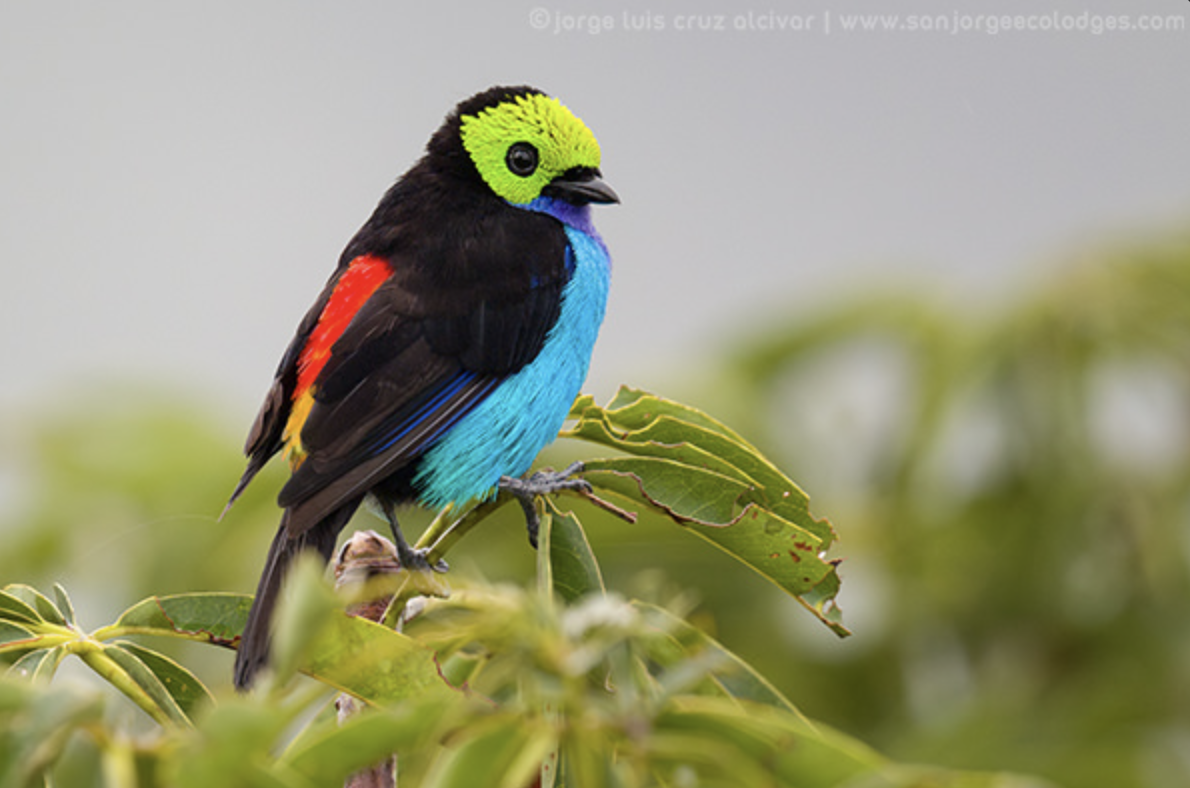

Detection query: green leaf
xmin=435 ymin=651 xmax=484 ymax=688
xmin=605 ymin=385 xmax=751 ymax=443
xmin=170 ymin=696 xmax=301 ymax=788
xmin=558 ymin=733 xmax=617 ymax=788
xmin=283 ymin=699 xmax=457 ymax=784
xmin=100 ymin=643 xmax=193 ymax=726
xmin=7 ymin=646 xmax=66 ymax=682
xmin=584 ymin=459 xmax=843 ymax=618
xmin=562 ymin=388 xmax=847 ymax=637
xmin=425 ymin=715 xmax=555 ymax=788
xmin=583 ymin=457 xmax=750 ymax=524
xmin=655 ymin=696 xmax=886 ymax=787
xmin=115 ymin=641 xmax=214 ymax=718
xmin=0 ymin=622 xmax=37 ymax=653
xmin=566 ymin=387 xmax=835 ymax=547
xmin=52 ymin=583 xmax=77 ymax=627
xmin=542 ymin=501 xmax=605 ymax=604
xmin=106 ymin=592 xmax=250 ymax=647
xmin=794 ymin=565 xmax=846 ymax=632
xmin=539 ymin=745 xmax=560 ymax=788
xmin=301 ymin=612 xmax=459 ymax=706
xmin=4 ymin=584 xmax=67 ymax=627
xmin=0 ymin=589 xmax=42 ymax=626
xmin=632 ymin=601 xmax=805 ymax=716
xmin=0 ymin=675 xmax=105 ymax=787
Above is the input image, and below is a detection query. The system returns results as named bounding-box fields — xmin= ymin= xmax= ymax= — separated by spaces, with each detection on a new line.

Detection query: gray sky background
xmin=2 ymin=0 xmax=1188 ymax=417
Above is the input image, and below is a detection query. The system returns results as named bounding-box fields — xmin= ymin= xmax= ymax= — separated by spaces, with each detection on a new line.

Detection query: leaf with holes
xmin=563 ymin=389 xmax=846 ymax=636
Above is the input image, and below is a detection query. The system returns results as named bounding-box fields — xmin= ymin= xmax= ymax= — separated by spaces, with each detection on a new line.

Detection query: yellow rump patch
xmin=283 ymin=388 xmax=315 ymax=467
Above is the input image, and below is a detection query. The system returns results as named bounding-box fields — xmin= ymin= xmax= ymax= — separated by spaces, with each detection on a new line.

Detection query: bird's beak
xmin=543 ymin=168 xmax=620 ymax=205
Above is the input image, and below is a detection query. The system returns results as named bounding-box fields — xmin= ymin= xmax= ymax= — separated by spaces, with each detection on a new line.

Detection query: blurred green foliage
xmin=1 ymin=228 xmax=1188 ymax=786
xmin=0 ymin=570 xmax=1041 ymax=788
xmin=704 ymin=230 xmax=1190 ymax=787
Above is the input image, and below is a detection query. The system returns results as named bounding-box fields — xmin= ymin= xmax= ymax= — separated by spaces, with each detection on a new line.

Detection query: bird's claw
xmin=395 ymin=543 xmax=449 ymax=573
xmin=499 ymin=461 xmax=590 ymax=549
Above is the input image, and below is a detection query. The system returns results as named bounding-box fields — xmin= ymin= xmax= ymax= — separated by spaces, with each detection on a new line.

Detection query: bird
xmin=225 ymin=85 xmax=618 ymax=689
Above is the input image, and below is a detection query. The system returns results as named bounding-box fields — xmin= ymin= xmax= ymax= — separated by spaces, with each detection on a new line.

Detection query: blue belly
xmin=413 ymin=224 xmax=610 ymax=507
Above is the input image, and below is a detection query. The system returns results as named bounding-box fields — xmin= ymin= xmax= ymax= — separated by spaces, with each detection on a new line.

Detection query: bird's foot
xmin=499 ymin=461 xmax=591 ymax=549
xmin=394 ymin=540 xmax=449 ymax=573
xmin=373 ymin=496 xmax=449 ymax=573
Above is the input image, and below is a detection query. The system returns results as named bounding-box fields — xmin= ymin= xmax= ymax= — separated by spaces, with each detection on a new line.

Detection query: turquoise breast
xmin=413 ymin=223 xmax=610 ymax=507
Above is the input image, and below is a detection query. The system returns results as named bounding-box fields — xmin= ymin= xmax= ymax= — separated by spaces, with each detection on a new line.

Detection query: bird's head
xmin=434 ymin=86 xmax=618 ymax=208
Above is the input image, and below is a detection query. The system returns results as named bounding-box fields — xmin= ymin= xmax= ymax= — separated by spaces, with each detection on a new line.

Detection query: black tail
xmin=234 ymin=503 xmax=359 ymax=690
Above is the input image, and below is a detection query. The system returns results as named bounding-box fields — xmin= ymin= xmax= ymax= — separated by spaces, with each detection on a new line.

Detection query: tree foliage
xmin=0 ymin=390 xmax=1046 ymax=786
xmin=713 ymin=230 xmax=1190 ymax=786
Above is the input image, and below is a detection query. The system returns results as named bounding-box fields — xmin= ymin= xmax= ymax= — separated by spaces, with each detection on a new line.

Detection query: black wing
xmin=224 ymin=272 xmax=340 ymax=512
xmin=277 ymin=188 xmax=571 ymax=535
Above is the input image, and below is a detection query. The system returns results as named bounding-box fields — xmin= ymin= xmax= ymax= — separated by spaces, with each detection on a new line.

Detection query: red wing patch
xmin=294 ymin=255 xmax=394 ymax=399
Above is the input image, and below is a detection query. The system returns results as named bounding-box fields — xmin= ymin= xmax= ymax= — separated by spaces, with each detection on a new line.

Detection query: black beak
xmin=542 ymin=167 xmax=620 ymax=205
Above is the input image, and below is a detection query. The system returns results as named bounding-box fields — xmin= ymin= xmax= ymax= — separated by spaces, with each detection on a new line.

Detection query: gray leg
xmin=499 ymin=461 xmax=591 ymax=548
xmin=376 ymin=497 xmax=448 ymax=572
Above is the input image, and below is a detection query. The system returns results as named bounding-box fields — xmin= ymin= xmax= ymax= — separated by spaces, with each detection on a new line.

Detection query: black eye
xmin=505 ymin=142 xmax=539 ymax=177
